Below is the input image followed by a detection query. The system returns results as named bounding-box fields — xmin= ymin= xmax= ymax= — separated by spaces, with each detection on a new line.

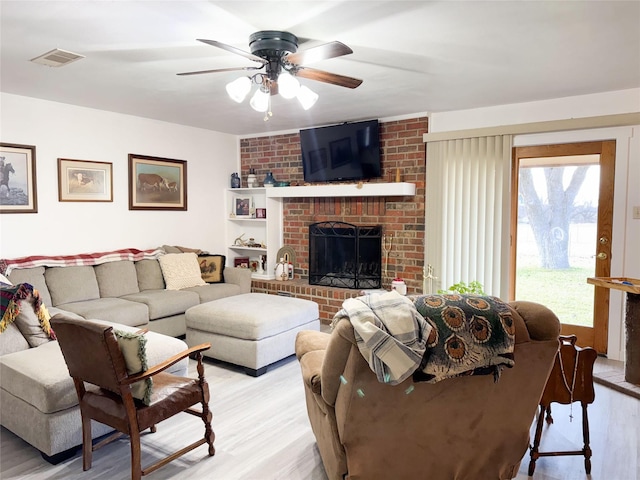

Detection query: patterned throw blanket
xmin=411 ymin=294 xmax=515 ymax=383
xmin=0 ymin=283 xmax=55 ymax=339
xmin=0 ymin=248 xmax=165 ymax=276
xmin=332 ymin=291 xmax=432 ymax=385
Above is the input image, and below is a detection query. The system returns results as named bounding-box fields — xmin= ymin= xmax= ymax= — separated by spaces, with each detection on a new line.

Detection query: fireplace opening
xmin=309 ymin=221 xmax=382 ymax=289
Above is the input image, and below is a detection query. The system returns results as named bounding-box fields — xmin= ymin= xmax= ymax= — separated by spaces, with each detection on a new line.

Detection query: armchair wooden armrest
xmin=123 ymin=343 xmax=211 ymax=385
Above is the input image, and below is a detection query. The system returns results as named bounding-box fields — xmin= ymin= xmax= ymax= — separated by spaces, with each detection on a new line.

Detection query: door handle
xmin=597 ymin=252 xmax=607 ymax=260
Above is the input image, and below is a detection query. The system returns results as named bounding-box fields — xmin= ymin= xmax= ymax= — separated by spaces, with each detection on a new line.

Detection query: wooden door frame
xmin=510 ymin=140 xmax=616 ymax=353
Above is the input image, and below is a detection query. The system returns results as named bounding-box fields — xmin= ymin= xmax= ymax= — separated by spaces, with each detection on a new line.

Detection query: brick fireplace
xmin=241 ymin=116 xmax=428 ymax=321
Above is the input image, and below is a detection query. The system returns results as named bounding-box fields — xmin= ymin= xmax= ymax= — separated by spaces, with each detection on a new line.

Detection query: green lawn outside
xmin=515 ymin=266 xmax=594 ymax=327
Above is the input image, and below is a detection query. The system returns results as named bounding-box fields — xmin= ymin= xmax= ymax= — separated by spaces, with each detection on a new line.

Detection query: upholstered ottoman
xmin=185 ymin=293 xmax=319 ymax=376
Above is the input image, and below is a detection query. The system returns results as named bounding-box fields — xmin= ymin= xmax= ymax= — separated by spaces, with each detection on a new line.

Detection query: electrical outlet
xmin=634 ymin=206 xmax=640 ymax=220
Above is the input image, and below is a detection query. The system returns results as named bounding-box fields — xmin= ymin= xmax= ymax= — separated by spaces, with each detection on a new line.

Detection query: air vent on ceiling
xmin=30 ymin=48 xmax=84 ymax=67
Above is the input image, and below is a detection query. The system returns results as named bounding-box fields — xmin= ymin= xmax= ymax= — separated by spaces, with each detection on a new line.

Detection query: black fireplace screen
xmin=309 ymin=221 xmax=382 ymax=289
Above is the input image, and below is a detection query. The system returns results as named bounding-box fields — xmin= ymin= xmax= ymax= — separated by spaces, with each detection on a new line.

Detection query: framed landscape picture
xmin=58 ymin=158 xmax=113 ymax=202
xmin=0 ymin=143 xmax=38 ymax=214
xmin=128 ymin=154 xmax=187 ymax=210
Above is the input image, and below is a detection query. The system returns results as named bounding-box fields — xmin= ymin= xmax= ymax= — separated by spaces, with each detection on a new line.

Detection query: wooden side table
xmin=528 ymin=335 xmax=598 ymax=476
xmin=587 ymin=277 xmax=640 ymax=385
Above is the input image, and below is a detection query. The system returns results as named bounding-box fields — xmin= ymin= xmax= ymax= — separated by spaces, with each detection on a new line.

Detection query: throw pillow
xmin=0 ymin=273 xmax=11 ymax=285
xmin=1 ymin=283 xmax=55 ymax=347
xmin=114 ymin=329 xmax=153 ymax=405
xmin=198 ymin=255 xmax=226 ymax=284
xmin=157 ymin=253 xmax=207 ymax=290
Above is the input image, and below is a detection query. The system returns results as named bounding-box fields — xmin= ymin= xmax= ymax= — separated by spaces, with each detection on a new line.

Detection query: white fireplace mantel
xmin=265 ymin=182 xmax=416 ymax=198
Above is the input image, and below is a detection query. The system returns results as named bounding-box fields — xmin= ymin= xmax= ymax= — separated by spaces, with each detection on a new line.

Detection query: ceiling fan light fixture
xmin=297 ymin=85 xmax=319 ymax=110
xmin=278 ymin=71 xmax=300 ymax=99
xmin=250 ymin=86 xmax=270 ymax=112
xmin=226 ymin=76 xmax=251 ymax=103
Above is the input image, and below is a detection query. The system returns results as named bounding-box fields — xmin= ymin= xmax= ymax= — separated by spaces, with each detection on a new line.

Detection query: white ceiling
xmin=1 ymin=1 xmax=639 ymax=136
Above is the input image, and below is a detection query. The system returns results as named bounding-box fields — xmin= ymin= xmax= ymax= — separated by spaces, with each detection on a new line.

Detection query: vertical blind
xmin=425 ymin=135 xmax=512 ymax=298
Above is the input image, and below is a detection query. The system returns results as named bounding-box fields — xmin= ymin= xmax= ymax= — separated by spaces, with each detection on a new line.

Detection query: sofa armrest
xmin=223 ymin=267 xmax=252 ymax=293
xmin=295 ymin=330 xmax=331 ymax=360
xmin=299 ymin=350 xmax=324 ymax=395
xmin=321 ymin=320 xmax=357 ymax=406
xmin=510 ymin=301 xmax=561 ymax=342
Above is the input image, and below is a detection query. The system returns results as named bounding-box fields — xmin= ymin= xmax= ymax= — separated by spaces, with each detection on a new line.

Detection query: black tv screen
xmin=300 ymin=119 xmax=382 ymax=183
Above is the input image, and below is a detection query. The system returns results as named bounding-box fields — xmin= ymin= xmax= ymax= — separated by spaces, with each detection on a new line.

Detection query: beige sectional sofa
xmin=0 ymin=247 xmax=251 ymax=462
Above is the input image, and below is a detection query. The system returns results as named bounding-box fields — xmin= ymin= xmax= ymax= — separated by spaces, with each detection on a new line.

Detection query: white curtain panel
xmin=425 ymin=135 xmax=513 ymax=298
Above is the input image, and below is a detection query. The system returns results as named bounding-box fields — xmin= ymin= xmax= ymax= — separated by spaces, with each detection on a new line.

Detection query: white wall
xmin=429 ymin=88 xmax=640 ymax=360
xmin=0 ymin=93 xmax=238 ymax=258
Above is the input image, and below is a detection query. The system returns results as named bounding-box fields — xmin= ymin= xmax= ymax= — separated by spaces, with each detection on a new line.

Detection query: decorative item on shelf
xmin=230 ymin=172 xmax=241 ymax=188
xmin=391 ymin=278 xmax=407 ymax=295
xmin=249 ymin=197 xmax=256 ymax=218
xmin=288 ymin=262 xmax=294 ymax=280
xmin=260 ymin=255 xmax=267 ymax=272
xmin=275 ymin=257 xmax=288 ymax=281
xmin=246 ymin=238 xmax=262 ymax=248
xmin=275 ymin=181 xmax=290 ymax=187
xmin=263 ymin=171 xmax=276 ymax=187
xmin=247 ymin=168 xmax=257 ymax=188
xmin=234 ymin=233 xmax=248 ymax=246
xmin=234 ymin=256 xmax=250 ymax=268
xmin=255 ymin=256 xmax=265 ymax=275
xmin=234 ymin=196 xmax=251 ymax=217
xmin=276 ymin=245 xmax=296 ymax=280
xmin=255 ymin=208 xmax=267 ymax=219
xmin=249 ymin=258 xmax=260 ymax=272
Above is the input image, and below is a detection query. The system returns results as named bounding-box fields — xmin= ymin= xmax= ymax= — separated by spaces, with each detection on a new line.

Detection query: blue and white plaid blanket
xmin=332 ymin=291 xmax=432 ymax=385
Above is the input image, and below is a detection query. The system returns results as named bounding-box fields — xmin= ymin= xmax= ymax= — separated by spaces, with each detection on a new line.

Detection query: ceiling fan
xmin=177 ymin=31 xmax=363 ymax=117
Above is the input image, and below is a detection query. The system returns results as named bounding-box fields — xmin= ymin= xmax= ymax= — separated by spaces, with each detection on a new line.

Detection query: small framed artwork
xmin=58 ymin=158 xmax=113 ymax=202
xmin=255 ymin=208 xmax=267 ymax=219
xmin=234 ymin=256 xmax=250 ymax=268
xmin=234 ymin=196 xmax=251 ymax=217
xmin=249 ymin=258 xmax=259 ymax=272
xmin=0 ymin=143 xmax=38 ymax=214
xmin=128 ymin=153 xmax=187 ymax=211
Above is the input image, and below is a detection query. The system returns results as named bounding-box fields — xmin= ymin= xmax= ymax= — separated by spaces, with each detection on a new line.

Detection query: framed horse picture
xmin=0 ymin=143 xmax=38 ymax=214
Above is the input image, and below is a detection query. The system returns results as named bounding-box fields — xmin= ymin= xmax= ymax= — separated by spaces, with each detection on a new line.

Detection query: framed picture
xmin=128 ymin=154 xmax=187 ymax=211
xmin=58 ymin=158 xmax=113 ymax=202
xmin=255 ymin=208 xmax=267 ymax=219
xmin=0 ymin=143 xmax=37 ymax=214
xmin=234 ymin=196 xmax=251 ymax=217
xmin=234 ymin=256 xmax=250 ymax=268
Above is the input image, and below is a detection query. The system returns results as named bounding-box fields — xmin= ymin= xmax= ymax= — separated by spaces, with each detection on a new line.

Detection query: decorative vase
xmin=263 ymin=171 xmax=276 ymax=187
xmin=247 ymin=168 xmax=257 ymax=188
xmin=275 ymin=257 xmax=288 ymax=281
xmin=230 ymin=172 xmax=241 ymax=188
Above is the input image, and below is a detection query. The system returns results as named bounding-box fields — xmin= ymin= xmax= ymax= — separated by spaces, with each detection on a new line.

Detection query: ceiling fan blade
xmin=177 ymin=66 xmax=260 ymax=76
xmin=286 ymin=41 xmax=353 ymax=65
xmin=295 ymin=67 xmax=363 ymax=89
xmin=197 ymin=38 xmax=267 ymax=64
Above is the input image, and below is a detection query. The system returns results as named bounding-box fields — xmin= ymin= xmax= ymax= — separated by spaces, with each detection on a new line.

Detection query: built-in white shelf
xmin=264 ymin=182 xmax=416 ymax=198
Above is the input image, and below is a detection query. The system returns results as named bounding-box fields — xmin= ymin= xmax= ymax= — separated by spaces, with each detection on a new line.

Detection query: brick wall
xmin=240 ymin=116 xmax=428 ymax=316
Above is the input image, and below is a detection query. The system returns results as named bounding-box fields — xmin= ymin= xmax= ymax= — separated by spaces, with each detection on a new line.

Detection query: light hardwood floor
xmin=1 ymin=356 xmax=638 ymax=480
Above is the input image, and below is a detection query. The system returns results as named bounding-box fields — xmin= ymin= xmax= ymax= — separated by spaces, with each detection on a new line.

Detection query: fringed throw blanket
xmin=0 ymin=283 xmax=56 ymax=339
xmin=332 ymin=291 xmax=432 ymax=385
xmin=0 ymin=248 xmax=165 ymax=276
xmin=412 ymin=294 xmax=515 ymax=383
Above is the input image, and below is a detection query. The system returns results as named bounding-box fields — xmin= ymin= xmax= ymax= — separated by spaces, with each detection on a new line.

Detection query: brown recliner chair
xmin=51 ymin=315 xmax=215 ymax=480
xmin=295 ymin=299 xmax=560 ymax=480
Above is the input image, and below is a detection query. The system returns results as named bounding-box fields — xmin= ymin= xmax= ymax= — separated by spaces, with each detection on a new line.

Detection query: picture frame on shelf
xmin=128 ymin=153 xmax=186 ymax=211
xmin=234 ymin=256 xmax=250 ymax=268
xmin=0 ymin=142 xmax=38 ymax=214
xmin=234 ymin=196 xmax=251 ymax=217
xmin=255 ymin=207 xmax=266 ymax=219
xmin=58 ymin=158 xmax=113 ymax=202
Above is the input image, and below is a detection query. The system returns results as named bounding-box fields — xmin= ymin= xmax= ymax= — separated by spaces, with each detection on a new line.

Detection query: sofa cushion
xmin=121 ymin=289 xmax=199 ymax=320
xmin=0 ymin=324 xmax=190 ymax=415
xmin=57 ymin=298 xmax=149 ymax=327
xmin=182 ymin=283 xmax=243 ymax=303
xmin=158 ymin=253 xmax=206 ymax=290
xmin=45 ymin=266 xmax=100 ymax=306
xmin=7 ymin=267 xmax=52 ymax=307
xmin=0 ymin=322 xmax=30 ymax=355
xmin=135 ymin=259 xmax=165 ymax=291
xmin=114 ymin=329 xmax=153 ymax=405
xmin=95 ymin=261 xmax=140 ymax=298
xmin=11 ymin=293 xmax=54 ymax=348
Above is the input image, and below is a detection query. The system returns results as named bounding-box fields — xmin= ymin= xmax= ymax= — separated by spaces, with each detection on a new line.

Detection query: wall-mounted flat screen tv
xmin=300 ymin=119 xmax=382 ymax=183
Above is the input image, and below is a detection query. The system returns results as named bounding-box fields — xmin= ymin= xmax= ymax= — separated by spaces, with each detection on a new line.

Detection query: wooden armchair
xmin=51 ymin=315 xmax=215 ymax=480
